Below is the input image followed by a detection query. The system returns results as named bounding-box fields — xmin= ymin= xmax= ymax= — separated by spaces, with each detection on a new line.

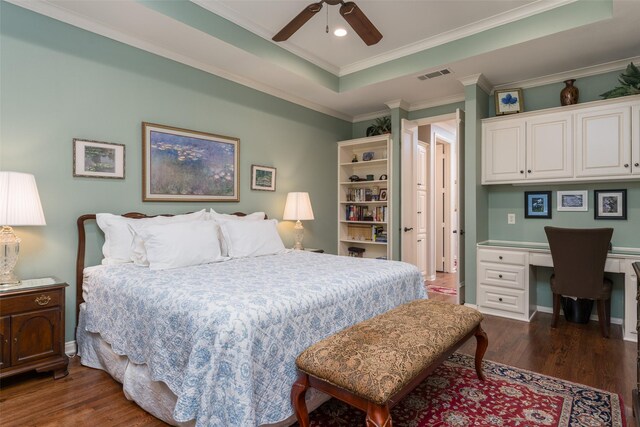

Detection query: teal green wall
xmin=408 ymin=102 xmax=465 ymax=121
xmin=486 ymin=68 xmax=639 ymax=318
xmin=0 ymin=3 xmax=351 ymax=341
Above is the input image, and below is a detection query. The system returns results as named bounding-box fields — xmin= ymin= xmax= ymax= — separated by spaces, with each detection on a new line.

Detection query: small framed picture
xmin=557 ymin=190 xmax=588 ymax=212
xmin=251 ymin=165 xmax=276 ymax=191
xmin=495 ymin=88 xmax=524 ymax=115
xmin=524 ymin=191 xmax=551 ymax=219
xmin=362 ymin=151 xmax=374 ymax=161
xmin=379 ymin=189 xmax=388 ymax=201
xmin=594 ymin=189 xmax=626 ymax=220
xmin=73 ymin=139 xmax=125 ymax=179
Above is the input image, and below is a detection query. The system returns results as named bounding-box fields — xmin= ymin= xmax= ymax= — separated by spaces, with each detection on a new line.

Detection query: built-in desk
xmin=476 ymin=241 xmax=640 ymax=342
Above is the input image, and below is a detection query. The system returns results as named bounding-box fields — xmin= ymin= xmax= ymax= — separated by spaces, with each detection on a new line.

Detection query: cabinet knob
xmin=35 ymin=295 xmax=51 ymax=306
xmin=498 ymin=298 xmax=503 ymax=302
xmin=527 ymin=170 xmax=532 ymax=173
xmin=13 ymin=338 xmax=18 ymax=343
xmin=624 ymin=164 xmax=629 ymax=168
xmin=499 ymin=256 xmax=503 ymax=260
xmin=520 ymin=170 xmax=524 ymax=174
xmin=499 ymin=274 xmax=503 ymax=278
xmin=635 ymin=163 xmax=639 ymax=167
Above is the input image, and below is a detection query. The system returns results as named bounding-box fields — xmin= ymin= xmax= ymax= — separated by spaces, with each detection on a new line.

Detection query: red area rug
xmin=302 ymin=353 xmax=625 ymax=426
xmin=426 ymin=284 xmax=458 ymax=296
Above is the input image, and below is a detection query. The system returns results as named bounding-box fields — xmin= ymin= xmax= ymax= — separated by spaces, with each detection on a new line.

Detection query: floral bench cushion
xmin=295 ymin=299 xmax=483 ymax=405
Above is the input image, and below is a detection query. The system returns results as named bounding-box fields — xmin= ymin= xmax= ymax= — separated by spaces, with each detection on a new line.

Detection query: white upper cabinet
xmin=483 ymin=119 xmax=526 ymax=183
xmin=481 ymin=94 xmax=640 ymax=185
xmin=632 ymin=104 xmax=640 ymax=176
xmin=575 ymin=104 xmax=631 ymax=177
xmin=526 ymin=113 xmax=573 ymax=180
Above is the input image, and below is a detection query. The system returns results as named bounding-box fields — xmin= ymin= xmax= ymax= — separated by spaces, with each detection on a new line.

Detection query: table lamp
xmin=0 ymin=172 xmax=46 ymax=285
xmin=283 ymin=192 xmax=314 ymax=250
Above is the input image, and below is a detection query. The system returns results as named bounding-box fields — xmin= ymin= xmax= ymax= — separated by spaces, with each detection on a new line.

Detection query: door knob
xmin=404 ymin=227 xmax=413 ymax=232
xmin=452 ymin=230 xmax=457 ymax=234
xmin=460 ymin=230 xmax=465 ymax=236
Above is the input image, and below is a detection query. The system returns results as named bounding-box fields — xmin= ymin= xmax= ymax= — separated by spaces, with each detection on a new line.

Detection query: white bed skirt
xmin=76 ymin=304 xmax=329 ymax=427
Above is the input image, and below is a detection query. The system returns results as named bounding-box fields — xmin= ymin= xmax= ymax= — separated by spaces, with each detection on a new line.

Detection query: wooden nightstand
xmin=0 ymin=278 xmax=69 ymax=380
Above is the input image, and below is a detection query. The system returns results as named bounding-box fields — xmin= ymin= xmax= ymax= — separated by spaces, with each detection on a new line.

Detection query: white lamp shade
xmin=283 ymin=192 xmax=314 ymax=221
xmin=0 ymin=172 xmax=46 ymax=226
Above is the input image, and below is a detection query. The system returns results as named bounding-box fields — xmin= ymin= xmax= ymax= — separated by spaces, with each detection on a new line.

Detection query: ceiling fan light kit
xmin=273 ymin=0 xmax=382 ymax=46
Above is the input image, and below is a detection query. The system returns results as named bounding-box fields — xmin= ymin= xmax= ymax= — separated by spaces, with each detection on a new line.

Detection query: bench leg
xmin=366 ymin=402 xmax=392 ymax=427
xmin=474 ymin=324 xmax=488 ymax=381
xmin=291 ymin=372 xmax=310 ymax=427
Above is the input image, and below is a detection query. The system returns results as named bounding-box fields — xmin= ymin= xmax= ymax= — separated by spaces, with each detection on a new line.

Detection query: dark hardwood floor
xmin=0 ymin=312 xmax=635 ymax=426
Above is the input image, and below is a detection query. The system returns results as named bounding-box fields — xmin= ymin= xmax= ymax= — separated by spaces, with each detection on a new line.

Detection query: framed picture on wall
xmin=557 ymin=190 xmax=588 ymax=212
xmin=142 ymin=122 xmax=239 ymax=202
xmin=594 ymin=189 xmax=627 ymax=220
xmin=73 ymin=139 xmax=125 ymax=179
xmin=251 ymin=165 xmax=276 ymax=191
xmin=524 ymin=191 xmax=552 ymax=219
xmin=495 ymin=88 xmax=524 ymax=115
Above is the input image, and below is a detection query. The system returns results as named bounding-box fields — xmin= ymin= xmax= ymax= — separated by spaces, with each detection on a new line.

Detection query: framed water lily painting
xmin=495 ymin=88 xmax=523 ymax=115
xmin=142 ymin=122 xmax=239 ymax=202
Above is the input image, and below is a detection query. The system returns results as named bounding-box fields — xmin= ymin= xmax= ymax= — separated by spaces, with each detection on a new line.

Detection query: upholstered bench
xmin=291 ymin=299 xmax=488 ymax=427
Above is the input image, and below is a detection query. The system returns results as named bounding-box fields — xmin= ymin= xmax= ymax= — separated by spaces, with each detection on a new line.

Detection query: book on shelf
xmin=345 ymin=205 xmax=387 ymax=222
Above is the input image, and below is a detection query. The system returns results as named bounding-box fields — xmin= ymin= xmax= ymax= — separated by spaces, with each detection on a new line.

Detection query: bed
xmin=75 ymin=211 xmax=426 ymax=427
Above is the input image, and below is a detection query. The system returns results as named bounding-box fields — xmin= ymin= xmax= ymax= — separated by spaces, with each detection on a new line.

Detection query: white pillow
xmin=137 ymin=221 xmax=225 ymax=270
xmin=220 ymin=219 xmax=285 ymax=258
xmin=96 ymin=210 xmax=206 ymax=265
xmin=209 ymin=209 xmax=266 ymax=256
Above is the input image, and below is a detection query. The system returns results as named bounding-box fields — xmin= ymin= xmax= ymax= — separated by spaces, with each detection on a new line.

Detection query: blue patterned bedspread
xmin=80 ymin=251 xmax=426 ymax=426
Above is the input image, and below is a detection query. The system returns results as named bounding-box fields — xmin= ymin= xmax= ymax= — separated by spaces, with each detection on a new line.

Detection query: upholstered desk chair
xmin=544 ymin=226 xmax=614 ymax=338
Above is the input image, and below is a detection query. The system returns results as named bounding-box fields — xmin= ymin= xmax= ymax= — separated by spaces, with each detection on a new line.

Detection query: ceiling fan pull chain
xmin=326 ymin=6 xmax=329 ymax=34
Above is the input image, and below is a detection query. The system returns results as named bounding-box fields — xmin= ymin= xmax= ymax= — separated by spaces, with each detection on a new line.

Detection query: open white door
xmin=401 ymin=119 xmax=418 ymax=266
xmin=456 ymin=109 xmax=465 ymax=305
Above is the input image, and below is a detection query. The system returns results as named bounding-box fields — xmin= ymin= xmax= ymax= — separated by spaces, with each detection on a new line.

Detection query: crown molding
xmin=409 ymin=94 xmax=465 ymax=112
xmin=6 ymin=0 xmax=352 ymax=122
xmin=458 ymin=73 xmax=493 ymax=94
xmin=493 ymin=55 xmax=640 ymax=92
xmin=384 ymin=99 xmax=410 ymax=111
xmin=352 ymin=109 xmax=391 ymax=123
xmin=339 ymin=0 xmax=577 ymax=76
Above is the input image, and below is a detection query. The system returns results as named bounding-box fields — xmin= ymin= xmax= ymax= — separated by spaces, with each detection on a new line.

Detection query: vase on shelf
xmin=560 ymin=79 xmax=579 ymax=106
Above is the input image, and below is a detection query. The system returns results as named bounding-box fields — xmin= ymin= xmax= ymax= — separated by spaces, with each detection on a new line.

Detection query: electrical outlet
xmin=508 ymin=213 xmax=516 ymax=224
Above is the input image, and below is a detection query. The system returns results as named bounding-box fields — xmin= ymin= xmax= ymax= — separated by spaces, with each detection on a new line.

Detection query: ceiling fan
xmin=272 ymin=0 xmax=382 ymax=46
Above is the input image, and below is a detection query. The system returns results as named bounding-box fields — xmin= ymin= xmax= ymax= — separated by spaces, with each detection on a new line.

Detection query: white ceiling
xmin=10 ymin=0 xmax=640 ymax=121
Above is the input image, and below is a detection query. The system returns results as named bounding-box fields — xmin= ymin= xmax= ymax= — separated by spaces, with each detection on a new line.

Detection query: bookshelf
xmin=337 ymin=135 xmax=392 ymax=259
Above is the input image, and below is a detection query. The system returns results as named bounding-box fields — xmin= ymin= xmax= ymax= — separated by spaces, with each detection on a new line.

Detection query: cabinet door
xmin=632 ymin=104 xmax=640 ymax=176
xmin=0 ymin=316 xmax=10 ymax=369
xmin=11 ymin=308 xmax=61 ymax=366
xmin=526 ymin=113 xmax=573 ymax=179
xmin=575 ymin=105 xmax=631 ymax=177
xmin=482 ymin=120 xmax=526 ymax=183
xmin=417 ymin=190 xmax=427 ymax=234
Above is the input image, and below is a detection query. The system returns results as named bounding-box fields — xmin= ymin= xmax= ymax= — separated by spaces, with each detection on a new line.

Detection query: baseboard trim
xmin=65 ymin=340 xmax=77 ymax=356
xmin=464 ymin=303 xmax=478 ymax=309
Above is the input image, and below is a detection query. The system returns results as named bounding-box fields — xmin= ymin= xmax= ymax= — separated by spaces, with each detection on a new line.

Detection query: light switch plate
xmin=508 ymin=213 xmax=516 ymax=224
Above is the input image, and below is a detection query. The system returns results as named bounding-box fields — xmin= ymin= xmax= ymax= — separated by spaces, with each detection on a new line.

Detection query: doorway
xmin=401 ymin=111 xmax=464 ymax=304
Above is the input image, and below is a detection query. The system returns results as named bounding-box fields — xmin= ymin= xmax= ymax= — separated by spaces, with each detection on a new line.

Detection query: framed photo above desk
xmin=524 ymin=191 xmax=551 ymax=219
xmin=595 ymin=189 xmax=627 ymax=220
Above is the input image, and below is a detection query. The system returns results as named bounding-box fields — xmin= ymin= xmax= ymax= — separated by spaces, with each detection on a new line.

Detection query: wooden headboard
xmin=75 ymin=212 xmax=255 ymax=325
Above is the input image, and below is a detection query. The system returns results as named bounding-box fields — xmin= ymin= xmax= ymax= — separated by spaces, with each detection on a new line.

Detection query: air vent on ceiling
xmin=417 ymin=68 xmax=451 ymax=80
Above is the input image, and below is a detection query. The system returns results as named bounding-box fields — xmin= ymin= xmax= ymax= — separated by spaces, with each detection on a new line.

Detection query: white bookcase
xmin=337 ymin=135 xmax=392 ymax=259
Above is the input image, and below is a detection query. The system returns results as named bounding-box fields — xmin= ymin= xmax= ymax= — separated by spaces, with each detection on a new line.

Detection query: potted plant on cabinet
xmin=366 ymin=116 xmax=391 ymax=136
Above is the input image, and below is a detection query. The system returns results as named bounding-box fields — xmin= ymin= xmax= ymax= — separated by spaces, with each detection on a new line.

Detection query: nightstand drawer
xmin=478 ymin=263 xmax=526 ymax=290
xmin=0 ymin=290 xmax=62 ymax=314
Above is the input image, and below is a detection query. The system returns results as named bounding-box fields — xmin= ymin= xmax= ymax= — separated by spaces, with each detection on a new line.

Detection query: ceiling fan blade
xmin=273 ymin=2 xmax=323 ymax=42
xmin=339 ymin=2 xmax=382 ymax=46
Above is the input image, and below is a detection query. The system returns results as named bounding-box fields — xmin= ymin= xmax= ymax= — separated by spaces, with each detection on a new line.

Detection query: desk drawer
xmin=478 ymin=263 xmax=526 ymax=290
xmin=478 ymin=286 xmax=525 ymax=315
xmin=477 ymin=249 xmax=527 ymax=266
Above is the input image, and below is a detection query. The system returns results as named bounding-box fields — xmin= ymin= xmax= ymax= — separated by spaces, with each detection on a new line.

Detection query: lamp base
xmin=0 ymin=225 xmax=21 ymax=285
xmin=293 ymin=220 xmax=305 ymax=250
